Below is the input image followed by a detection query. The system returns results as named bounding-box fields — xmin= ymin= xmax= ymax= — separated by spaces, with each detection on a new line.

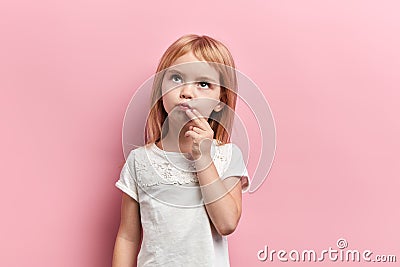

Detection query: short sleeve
xmin=221 ymin=144 xmax=250 ymax=193
xmin=115 ymin=150 xmax=139 ymax=202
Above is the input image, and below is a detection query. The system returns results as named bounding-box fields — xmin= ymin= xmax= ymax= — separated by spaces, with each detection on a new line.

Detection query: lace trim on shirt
xmin=133 ymin=143 xmax=231 ymax=187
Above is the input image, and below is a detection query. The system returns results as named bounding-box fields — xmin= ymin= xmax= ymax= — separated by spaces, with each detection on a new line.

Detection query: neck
xmin=158 ymin=122 xmax=192 ymax=153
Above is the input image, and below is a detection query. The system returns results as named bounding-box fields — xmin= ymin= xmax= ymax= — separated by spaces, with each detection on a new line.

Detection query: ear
xmin=213 ymin=102 xmax=225 ymax=112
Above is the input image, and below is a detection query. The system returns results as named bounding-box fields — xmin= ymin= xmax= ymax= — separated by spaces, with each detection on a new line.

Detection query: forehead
xmin=167 ymin=53 xmax=220 ymax=83
xmin=172 ymin=51 xmax=203 ymax=65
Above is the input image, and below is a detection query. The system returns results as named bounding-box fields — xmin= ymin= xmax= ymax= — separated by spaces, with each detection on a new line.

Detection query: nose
xmin=179 ymin=83 xmax=195 ymax=99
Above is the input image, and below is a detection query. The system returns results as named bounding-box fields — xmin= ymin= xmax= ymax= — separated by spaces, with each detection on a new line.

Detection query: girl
xmin=113 ymin=34 xmax=249 ymax=267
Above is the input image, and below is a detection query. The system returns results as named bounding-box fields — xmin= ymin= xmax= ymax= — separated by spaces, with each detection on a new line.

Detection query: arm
xmin=196 ymin=161 xmax=243 ymax=236
xmin=112 ymin=192 xmax=142 ymax=267
xmin=184 ymin=108 xmax=244 ymax=236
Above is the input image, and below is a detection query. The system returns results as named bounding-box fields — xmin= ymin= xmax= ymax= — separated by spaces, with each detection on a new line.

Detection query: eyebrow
xmin=165 ymin=69 xmax=219 ymax=84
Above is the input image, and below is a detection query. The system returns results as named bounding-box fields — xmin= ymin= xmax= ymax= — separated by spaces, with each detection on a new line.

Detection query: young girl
xmin=113 ymin=34 xmax=250 ymax=267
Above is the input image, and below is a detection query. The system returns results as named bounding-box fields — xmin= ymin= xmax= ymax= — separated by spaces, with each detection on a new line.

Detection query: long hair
xmin=145 ymin=34 xmax=238 ymax=145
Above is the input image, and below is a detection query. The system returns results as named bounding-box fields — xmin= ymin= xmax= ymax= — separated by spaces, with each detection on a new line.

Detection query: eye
xmin=170 ymin=74 xmax=183 ymax=83
xmin=197 ymin=81 xmax=211 ymax=89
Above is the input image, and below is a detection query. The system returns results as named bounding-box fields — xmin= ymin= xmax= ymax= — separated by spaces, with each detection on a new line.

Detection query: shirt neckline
xmin=151 ymin=140 xmax=218 ymax=156
xmin=151 ymin=143 xmax=190 ymax=155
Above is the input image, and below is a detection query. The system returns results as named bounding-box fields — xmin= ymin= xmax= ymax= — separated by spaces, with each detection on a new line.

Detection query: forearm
xmin=112 ymin=235 xmax=140 ymax=267
xmin=196 ymin=157 xmax=240 ymax=236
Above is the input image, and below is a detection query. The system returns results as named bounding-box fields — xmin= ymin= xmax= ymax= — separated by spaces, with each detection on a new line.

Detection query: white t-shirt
xmin=115 ymin=140 xmax=249 ymax=267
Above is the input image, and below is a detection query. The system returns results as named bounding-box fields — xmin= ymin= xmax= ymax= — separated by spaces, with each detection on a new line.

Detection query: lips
xmin=178 ymin=102 xmax=192 ymax=110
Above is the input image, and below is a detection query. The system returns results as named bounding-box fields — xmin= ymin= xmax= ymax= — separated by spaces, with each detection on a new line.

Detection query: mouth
xmin=178 ymin=102 xmax=192 ymax=111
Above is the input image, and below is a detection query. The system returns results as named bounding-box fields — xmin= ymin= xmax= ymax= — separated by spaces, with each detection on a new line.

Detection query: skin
xmin=159 ymin=56 xmax=223 ymax=155
xmin=158 ymin=52 xmax=244 ymax=235
xmin=112 ymin=52 xmax=244 ymax=267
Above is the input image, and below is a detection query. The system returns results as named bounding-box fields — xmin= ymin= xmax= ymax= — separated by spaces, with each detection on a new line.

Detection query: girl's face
xmin=161 ymin=52 xmax=223 ymax=124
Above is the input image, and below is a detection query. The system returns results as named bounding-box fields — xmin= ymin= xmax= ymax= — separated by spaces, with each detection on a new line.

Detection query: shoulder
xmin=125 ymin=144 xmax=154 ymax=162
xmin=212 ymin=141 xmax=245 ymax=169
xmin=213 ymin=140 xmax=243 ymax=156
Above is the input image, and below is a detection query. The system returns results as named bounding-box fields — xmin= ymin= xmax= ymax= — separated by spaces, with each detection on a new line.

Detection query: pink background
xmin=1 ymin=0 xmax=399 ymax=266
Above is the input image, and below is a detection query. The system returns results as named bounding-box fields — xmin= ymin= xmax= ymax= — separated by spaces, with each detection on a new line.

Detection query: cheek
xmin=162 ymin=98 xmax=172 ymax=113
xmin=161 ymin=77 xmax=180 ymax=96
xmin=161 ymin=92 xmax=177 ymax=113
xmin=194 ymin=100 xmax=217 ymax=117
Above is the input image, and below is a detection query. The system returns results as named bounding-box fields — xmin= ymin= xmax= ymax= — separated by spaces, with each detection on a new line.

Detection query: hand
xmin=184 ymin=108 xmax=214 ymax=163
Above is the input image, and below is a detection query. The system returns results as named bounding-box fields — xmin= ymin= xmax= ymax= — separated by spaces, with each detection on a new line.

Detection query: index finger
xmin=186 ymin=109 xmax=208 ymax=127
